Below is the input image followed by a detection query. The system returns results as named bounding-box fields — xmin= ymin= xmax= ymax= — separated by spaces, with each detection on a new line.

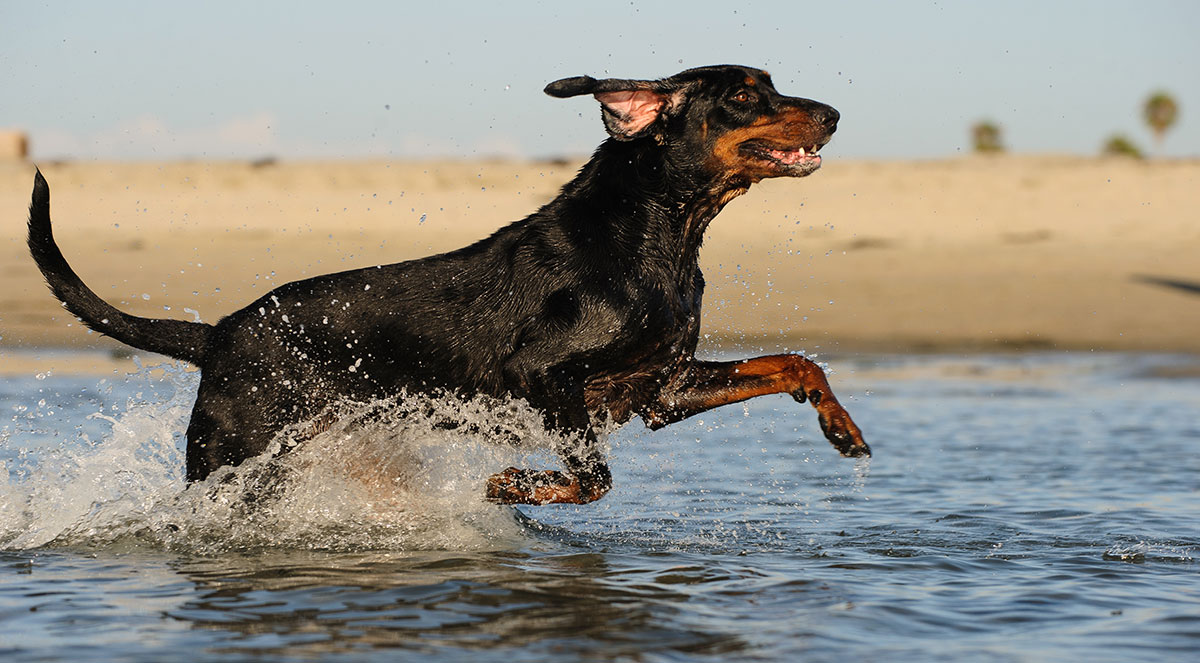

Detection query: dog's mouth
xmin=740 ymin=139 xmax=828 ymax=176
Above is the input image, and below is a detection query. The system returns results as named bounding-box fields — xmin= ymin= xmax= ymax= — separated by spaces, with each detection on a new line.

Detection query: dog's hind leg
xmin=184 ymin=369 xmax=300 ymax=482
xmin=644 ymin=355 xmax=870 ymax=458
xmin=185 ymin=405 xmax=274 ymax=483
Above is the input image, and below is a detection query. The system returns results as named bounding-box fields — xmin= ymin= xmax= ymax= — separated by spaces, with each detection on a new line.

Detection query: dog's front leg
xmin=486 ymin=364 xmax=612 ymax=505
xmin=643 ymin=355 xmax=870 ymax=457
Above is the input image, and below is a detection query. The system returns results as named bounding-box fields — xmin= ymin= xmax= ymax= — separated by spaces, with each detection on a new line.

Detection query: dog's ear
xmin=545 ymin=75 xmax=685 ymax=141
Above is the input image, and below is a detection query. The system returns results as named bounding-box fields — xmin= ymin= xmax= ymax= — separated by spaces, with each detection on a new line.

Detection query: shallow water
xmin=1 ymin=351 xmax=1198 ymax=661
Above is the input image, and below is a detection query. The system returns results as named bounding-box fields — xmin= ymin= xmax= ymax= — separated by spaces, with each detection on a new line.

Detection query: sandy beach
xmin=2 ymin=155 xmax=1198 ymax=374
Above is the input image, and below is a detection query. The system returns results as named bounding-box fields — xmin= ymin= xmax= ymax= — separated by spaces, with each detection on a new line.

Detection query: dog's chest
xmin=582 ymin=272 xmax=703 ymax=423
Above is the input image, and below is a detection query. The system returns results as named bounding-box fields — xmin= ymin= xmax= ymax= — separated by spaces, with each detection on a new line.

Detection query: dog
xmin=27 ymin=64 xmax=869 ymax=505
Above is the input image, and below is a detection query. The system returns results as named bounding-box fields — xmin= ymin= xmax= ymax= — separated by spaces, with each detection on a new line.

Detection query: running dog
xmin=27 ymin=65 xmax=869 ymax=505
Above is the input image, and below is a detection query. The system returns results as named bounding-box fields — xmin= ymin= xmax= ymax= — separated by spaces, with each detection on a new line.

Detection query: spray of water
xmin=0 ymin=362 xmax=573 ymax=553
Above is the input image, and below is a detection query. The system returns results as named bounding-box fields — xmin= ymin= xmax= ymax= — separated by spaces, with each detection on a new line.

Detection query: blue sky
xmin=2 ymin=1 xmax=1197 ymax=160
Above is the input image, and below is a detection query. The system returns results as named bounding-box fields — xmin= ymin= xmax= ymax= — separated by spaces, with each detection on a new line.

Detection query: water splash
xmin=1103 ymin=541 xmax=1196 ymax=564
xmin=0 ymin=364 xmax=574 ymax=553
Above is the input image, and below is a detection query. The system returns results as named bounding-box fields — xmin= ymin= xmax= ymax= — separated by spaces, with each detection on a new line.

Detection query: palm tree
xmin=971 ymin=120 xmax=1004 ymax=153
xmin=1142 ymin=91 xmax=1179 ymax=153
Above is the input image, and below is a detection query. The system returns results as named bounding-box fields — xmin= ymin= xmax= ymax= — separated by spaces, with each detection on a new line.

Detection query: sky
xmin=2 ymin=0 xmax=1197 ymax=161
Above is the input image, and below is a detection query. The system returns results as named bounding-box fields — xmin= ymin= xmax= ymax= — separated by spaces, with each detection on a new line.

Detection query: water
xmin=1 ymin=351 xmax=1198 ymax=661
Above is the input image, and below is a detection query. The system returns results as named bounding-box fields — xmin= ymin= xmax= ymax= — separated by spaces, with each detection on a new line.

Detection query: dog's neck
xmin=556 ymin=138 xmax=749 ymax=281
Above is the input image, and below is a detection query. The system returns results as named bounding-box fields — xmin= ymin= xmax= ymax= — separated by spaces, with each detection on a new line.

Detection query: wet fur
xmin=28 ymin=65 xmax=868 ymax=505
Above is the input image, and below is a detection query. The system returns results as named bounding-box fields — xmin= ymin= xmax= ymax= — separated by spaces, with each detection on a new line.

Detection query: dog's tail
xmin=27 ymin=169 xmax=213 ymax=365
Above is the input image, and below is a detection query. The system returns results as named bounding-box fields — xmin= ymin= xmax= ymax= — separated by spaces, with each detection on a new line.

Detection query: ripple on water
xmin=1 ymin=352 xmax=1199 ymax=662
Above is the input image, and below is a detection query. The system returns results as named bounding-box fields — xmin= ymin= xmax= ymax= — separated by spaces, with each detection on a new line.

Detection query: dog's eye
xmin=731 ymin=91 xmax=753 ymax=104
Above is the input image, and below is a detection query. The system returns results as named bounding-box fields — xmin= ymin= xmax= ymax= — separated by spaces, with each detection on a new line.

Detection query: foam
xmin=0 ymin=363 xmax=584 ymax=553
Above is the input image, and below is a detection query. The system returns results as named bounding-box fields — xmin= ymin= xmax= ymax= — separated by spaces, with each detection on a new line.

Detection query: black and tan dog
xmin=28 ymin=65 xmax=869 ymax=505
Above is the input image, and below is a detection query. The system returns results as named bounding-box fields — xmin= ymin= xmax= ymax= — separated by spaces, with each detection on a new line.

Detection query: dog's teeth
xmin=798 ymin=147 xmax=807 ymax=156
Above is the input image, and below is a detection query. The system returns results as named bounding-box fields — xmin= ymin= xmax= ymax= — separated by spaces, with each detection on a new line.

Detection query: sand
xmin=2 ymin=155 xmax=1198 ymax=374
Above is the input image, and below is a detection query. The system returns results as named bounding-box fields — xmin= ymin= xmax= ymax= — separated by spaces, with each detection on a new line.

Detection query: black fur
xmin=28 ymin=171 xmax=209 ymax=364
xmin=28 ymin=65 xmax=866 ymax=504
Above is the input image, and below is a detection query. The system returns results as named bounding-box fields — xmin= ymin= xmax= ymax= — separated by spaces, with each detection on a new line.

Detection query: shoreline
xmin=3 ymin=155 xmax=1199 ymax=366
xmin=5 ymin=346 xmax=1199 ymax=380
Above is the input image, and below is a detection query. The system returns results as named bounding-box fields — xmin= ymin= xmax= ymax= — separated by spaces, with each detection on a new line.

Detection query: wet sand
xmin=2 ymin=155 xmax=1198 ymax=374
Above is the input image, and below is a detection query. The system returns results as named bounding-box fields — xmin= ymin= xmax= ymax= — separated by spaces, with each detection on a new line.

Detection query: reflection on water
xmin=171 ymin=550 xmax=755 ymax=659
xmin=1 ymin=352 xmax=1199 ymax=662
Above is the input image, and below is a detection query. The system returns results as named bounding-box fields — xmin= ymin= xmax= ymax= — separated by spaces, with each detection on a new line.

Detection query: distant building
xmin=0 ymin=131 xmax=29 ymax=160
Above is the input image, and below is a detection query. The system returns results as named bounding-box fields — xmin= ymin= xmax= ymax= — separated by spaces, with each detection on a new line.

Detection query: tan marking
xmin=485 ymin=468 xmax=611 ymax=505
xmin=708 ymin=107 xmax=822 ymax=182
xmin=645 ymin=354 xmax=868 ymax=456
xmin=716 ymin=186 xmax=748 ymax=207
xmin=308 ymin=410 xmax=337 ymax=437
xmin=744 ymin=77 xmax=757 ymax=86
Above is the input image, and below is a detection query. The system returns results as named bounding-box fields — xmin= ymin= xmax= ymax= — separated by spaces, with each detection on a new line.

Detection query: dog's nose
xmin=815 ymin=106 xmax=840 ymax=130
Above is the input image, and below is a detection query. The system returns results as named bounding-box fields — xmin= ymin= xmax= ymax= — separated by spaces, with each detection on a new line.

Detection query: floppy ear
xmin=545 ymin=75 xmax=682 ymax=141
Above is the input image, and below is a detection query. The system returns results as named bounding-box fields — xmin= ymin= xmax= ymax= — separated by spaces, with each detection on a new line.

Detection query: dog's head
xmin=545 ymin=65 xmax=839 ymax=184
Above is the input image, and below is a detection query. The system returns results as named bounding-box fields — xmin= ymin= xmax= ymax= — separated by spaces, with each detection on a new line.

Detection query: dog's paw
xmin=485 ymin=467 xmax=529 ymax=503
xmin=485 ymin=467 xmax=575 ymax=504
xmin=818 ymin=408 xmax=871 ymax=458
xmin=793 ymin=386 xmax=832 ymax=406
